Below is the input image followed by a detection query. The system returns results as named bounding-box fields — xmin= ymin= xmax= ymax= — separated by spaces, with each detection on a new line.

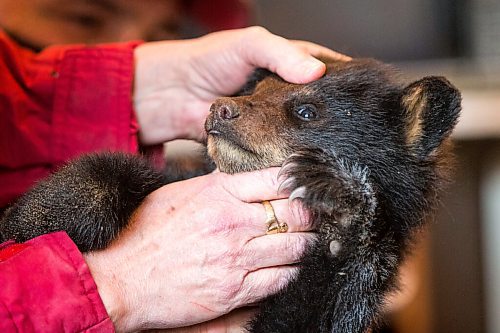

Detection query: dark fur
xmin=0 ymin=153 xmax=166 ymax=251
xmin=0 ymin=59 xmax=461 ymax=332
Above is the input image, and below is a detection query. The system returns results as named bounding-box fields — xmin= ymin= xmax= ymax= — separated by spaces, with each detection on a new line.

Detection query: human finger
xmin=164 ymin=307 xmax=257 ymax=333
xmin=220 ymin=167 xmax=287 ymax=202
xmin=235 ymin=199 xmax=312 ymax=238
xmin=291 ymin=40 xmax=352 ymax=62
xmin=236 ymin=266 xmax=300 ymax=305
xmin=238 ymin=26 xmax=328 ymax=84
xmin=259 ymin=198 xmax=313 ymax=233
xmin=242 ymin=232 xmax=316 ymax=270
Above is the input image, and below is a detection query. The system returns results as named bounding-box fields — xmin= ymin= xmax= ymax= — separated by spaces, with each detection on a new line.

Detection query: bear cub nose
xmin=211 ymin=98 xmax=240 ymax=120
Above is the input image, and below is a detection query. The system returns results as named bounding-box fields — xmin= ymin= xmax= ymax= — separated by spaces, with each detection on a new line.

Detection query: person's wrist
xmin=84 ymin=251 xmax=134 ymax=332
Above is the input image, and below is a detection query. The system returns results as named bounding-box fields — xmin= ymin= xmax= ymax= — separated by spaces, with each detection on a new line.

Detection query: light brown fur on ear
xmin=402 ymin=85 xmax=427 ymax=147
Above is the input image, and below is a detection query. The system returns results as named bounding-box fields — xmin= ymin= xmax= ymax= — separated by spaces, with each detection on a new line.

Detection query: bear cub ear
xmin=401 ymin=76 xmax=461 ymax=159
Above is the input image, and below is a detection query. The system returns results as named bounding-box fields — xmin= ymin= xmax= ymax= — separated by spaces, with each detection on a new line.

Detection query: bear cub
xmin=0 ymin=59 xmax=461 ymax=333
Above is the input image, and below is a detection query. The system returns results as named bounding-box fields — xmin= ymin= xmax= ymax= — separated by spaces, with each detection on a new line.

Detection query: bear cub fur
xmin=0 ymin=59 xmax=461 ymax=333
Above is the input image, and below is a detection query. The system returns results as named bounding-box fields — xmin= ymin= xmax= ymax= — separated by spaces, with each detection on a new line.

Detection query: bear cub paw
xmin=279 ymin=149 xmax=378 ymax=253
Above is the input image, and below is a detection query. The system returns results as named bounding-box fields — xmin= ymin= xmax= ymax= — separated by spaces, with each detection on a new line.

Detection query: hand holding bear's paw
xmin=83 ymin=167 xmax=315 ymax=332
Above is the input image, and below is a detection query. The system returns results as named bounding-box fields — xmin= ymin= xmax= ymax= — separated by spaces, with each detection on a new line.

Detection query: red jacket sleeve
xmin=0 ymin=30 xmax=154 ymax=208
xmin=0 ymin=232 xmax=114 ymax=332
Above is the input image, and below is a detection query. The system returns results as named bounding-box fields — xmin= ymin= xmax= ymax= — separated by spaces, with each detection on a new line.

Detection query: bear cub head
xmin=206 ymin=59 xmax=460 ymax=174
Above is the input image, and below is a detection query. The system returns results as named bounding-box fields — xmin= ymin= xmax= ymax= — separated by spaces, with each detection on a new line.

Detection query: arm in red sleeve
xmin=0 ymin=232 xmax=114 ymax=332
xmin=0 ymin=30 xmax=162 ymax=208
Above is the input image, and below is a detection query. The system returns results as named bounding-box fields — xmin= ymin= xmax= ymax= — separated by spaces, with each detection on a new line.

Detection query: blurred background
xmin=1 ymin=0 xmax=498 ymax=332
xmin=253 ymin=1 xmax=500 ymax=333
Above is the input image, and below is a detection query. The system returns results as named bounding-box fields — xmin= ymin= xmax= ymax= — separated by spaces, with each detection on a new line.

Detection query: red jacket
xmin=0 ymin=31 xmax=159 ymax=331
xmin=0 ymin=232 xmax=114 ymax=332
xmin=0 ymin=29 xmax=143 ymax=209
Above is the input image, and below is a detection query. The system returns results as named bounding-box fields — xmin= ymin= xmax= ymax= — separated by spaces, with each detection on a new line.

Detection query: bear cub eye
xmin=294 ymin=104 xmax=318 ymax=121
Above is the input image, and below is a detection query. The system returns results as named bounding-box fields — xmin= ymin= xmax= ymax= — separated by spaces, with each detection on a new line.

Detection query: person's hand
xmin=133 ymin=26 xmax=350 ymax=144
xmin=84 ymin=167 xmax=314 ymax=332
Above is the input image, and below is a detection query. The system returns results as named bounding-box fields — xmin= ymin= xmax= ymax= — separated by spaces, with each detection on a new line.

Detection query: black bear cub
xmin=0 ymin=59 xmax=461 ymax=333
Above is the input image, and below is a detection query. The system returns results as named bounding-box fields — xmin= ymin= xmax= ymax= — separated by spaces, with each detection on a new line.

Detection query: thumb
xmin=238 ymin=27 xmax=346 ymax=84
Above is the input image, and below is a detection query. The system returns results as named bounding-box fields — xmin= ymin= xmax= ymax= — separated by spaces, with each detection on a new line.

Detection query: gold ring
xmin=262 ymin=200 xmax=288 ymax=235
